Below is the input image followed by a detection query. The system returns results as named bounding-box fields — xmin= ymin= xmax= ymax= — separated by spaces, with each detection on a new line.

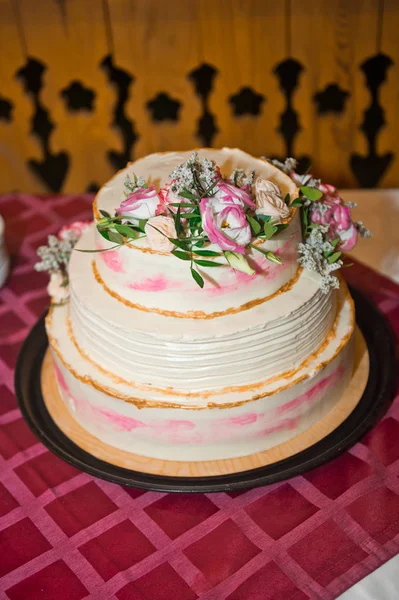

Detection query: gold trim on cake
xmin=45 ymin=281 xmax=355 ymax=410
xmin=92 ymin=259 xmax=302 ymax=319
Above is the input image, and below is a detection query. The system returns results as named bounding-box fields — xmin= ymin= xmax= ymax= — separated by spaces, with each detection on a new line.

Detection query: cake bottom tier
xmin=46 ymin=286 xmax=355 ymax=461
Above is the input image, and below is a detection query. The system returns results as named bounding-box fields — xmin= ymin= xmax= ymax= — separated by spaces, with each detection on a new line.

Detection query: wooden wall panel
xmin=0 ymin=0 xmax=43 ymax=191
xmin=0 ymin=0 xmax=398 ymax=193
xmin=108 ymin=0 xmax=201 ymax=159
xmin=16 ymin=0 xmax=116 ymax=192
xmin=379 ymin=0 xmax=399 ymax=187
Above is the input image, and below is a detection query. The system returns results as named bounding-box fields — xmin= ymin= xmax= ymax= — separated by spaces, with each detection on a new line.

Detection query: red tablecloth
xmin=0 ymin=193 xmax=398 ymax=600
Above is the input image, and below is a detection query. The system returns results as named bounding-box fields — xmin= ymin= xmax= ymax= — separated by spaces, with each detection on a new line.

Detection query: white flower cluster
xmin=298 ymin=226 xmax=342 ymax=293
xmin=169 ymin=152 xmax=218 ymax=195
xmin=355 ymin=221 xmax=372 ymax=238
xmin=35 ymin=233 xmax=79 ymax=275
xmin=269 ymin=157 xmax=298 ymax=175
xmin=229 ymin=168 xmax=255 ymax=188
xmin=124 ymin=173 xmax=147 ymax=196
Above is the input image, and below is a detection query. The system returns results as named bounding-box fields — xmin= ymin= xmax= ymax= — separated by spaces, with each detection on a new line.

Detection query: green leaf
xmin=168 ymin=202 xmax=198 ymax=208
xmin=302 ymin=207 xmax=309 ymax=230
xmin=300 ymin=186 xmax=323 ymax=201
xmin=193 ymin=249 xmax=221 ymax=257
xmin=108 ymin=230 xmax=124 ymax=244
xmin=183 ymin=213 xmax=201 ymax=219
xmin=99 ymin=209 xmax=111 ymax=219
xmin=284 ymin=193 xmax=291 ymax=205
xmin=172 ymin=249 xmax=191 ymax=261
xmin=247 ymin=216 xmax=261 ymax=235
xmin=331 ymin=238 xmax=340 ymax=247
xmin=201 ymin=178 xmax=218 ymax=198
xmin=96 ymin=226 xmax=111 ymax=242
xmin=263 ymin=221 xmax=278 ymax=240
xmin=169 ymin=238 xmax=190 ymax=250
xmin=265 ymin=251 xmax=283 ymax=264
xmin=328 ymin=251 xmax=342 ymax=264
xmin=193 ymin=239 xmax=205 ymax=248
xmin=114 ymin=224 xmax=139 ymax=238
xmin=291 ymin=198 xmax=303 ymax=207
xmin=276 ymin=223 xmax=289 ymax=232
xmin=250 ymin=244 xmax=283 ymax=264
xmin=75 ymin=244 xmax=122 ymax=253
xmin=193 ymin=259 xmax=223 ymax=267
xmin=190 ymin=267 xmax=204 ymax=288
xmin=224 ymin=251 xmax=256 ymax=275
xmin=137 ymin=219 xmax=147 ymax=232
xmin=179 ymin=189 xmax=198 ymax=201
xmin=256 ymin=214 xmax=271 ymax=223
xmin=174 ymin=205 xmax=182 ymax=236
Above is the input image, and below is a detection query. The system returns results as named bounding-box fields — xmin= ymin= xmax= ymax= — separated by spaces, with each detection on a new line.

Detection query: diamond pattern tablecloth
xmin=0 ymin=193 xmax=398 ymax=600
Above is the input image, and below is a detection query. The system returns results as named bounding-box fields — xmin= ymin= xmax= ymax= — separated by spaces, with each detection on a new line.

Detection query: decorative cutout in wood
xmin=314 ymin=83 xmax=349 ymax=115
xmin=0 ymin=97 xmax=13 ymax=122
xmin=350 ymin=53 xmax=394 ymax=187
xmin=86 ymin=182 xmax=100 ymax=193
xmin=147 ymin=92 xmax=181 ymax=122
xmin=15 ymin=57 xmax=69 ymax=192
xmin=229 ymin=87 xmax=265 ymax=117
xmin=188 ymin=63 xmax=218 ymax=146
xmin=273 ymin=58 xmax=310 ymax=174
xmin=61 ymin=81 xmax=95 ymax=112
xmin=100 ymin=54 xmax=139 ymax=171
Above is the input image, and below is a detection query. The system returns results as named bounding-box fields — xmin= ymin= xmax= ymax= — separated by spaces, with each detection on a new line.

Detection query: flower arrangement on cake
xmin=35 ymin=152 xmax=370 ymax=303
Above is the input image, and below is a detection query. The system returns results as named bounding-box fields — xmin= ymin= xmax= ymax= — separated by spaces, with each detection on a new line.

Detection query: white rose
xmin=255 ymin=177 xmax=290 ymax=223
xmin=47 ymin=271 xmax=70 ymax=304
xmin=145 ymin=216 xmax=177 ymax=252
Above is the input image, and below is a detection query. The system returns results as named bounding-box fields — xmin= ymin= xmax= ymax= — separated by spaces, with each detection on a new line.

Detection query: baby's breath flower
xmin=169 ymin=152 xmax=219 ymax=196
xmin=124 ymin=173 xmax=147 ymax=197
xmin=269 ymin=157 xmax=298 ymax=174
xmin=298 ymin=225 xmax=342 ymax=293
xmin=229 ymin=168 xmax=255 ymax=188
xmin=355 ymin=221 xmax=372 ymax=238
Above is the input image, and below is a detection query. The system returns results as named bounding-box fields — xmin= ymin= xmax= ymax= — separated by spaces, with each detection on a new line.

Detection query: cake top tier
xmin=35 ymin=148 xmax=371 ymax=310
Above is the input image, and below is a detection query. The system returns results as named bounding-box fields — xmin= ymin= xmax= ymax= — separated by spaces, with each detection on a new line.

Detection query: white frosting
xmin=93 ymin=148 xmax=301 ymax=313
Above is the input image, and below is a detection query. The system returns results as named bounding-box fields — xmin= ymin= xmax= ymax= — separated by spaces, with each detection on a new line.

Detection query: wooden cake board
xmin=41 ymin=328 xmax=369 ymax=478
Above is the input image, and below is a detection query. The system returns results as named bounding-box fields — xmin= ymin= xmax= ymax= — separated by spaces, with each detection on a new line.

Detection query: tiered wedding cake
xmin=39 ymin=148 xmax=363 ymax=461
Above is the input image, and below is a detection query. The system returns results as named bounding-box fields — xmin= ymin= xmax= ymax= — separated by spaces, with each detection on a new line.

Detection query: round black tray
xmin=15 ymin=287 xmax=397 ymax=493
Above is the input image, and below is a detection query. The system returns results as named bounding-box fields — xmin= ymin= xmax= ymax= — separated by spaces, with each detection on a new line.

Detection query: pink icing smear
xmin=101 ymin=250 xmax=125 ymax=273
xmin=276 ymin=363 xmax=345 ymax=416
xmin=128 ymin=275 xmax=181 ymax=292
xmin=219 ymin=412 xmax=258 ymax=426
xmin=54 ymin=362 xmax=69 ymax=393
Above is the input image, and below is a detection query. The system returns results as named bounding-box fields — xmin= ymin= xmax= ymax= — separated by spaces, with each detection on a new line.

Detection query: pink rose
xmin=58 ymin=221 xmax=90 ymax=240
xmin=116 ymin=186 xmax=160 ymax=221
xmin=156 ymin=181 xmax=189 ymax=215
xmin=200 ymin=197 xmax=251 ymax=253
xmin=335 ymin=222 xmax=358 ymax=251
xmin=311 ymin=193 xmax=358 ymax=251
xmin=213 ymin=181 xmax=256 ymax=210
